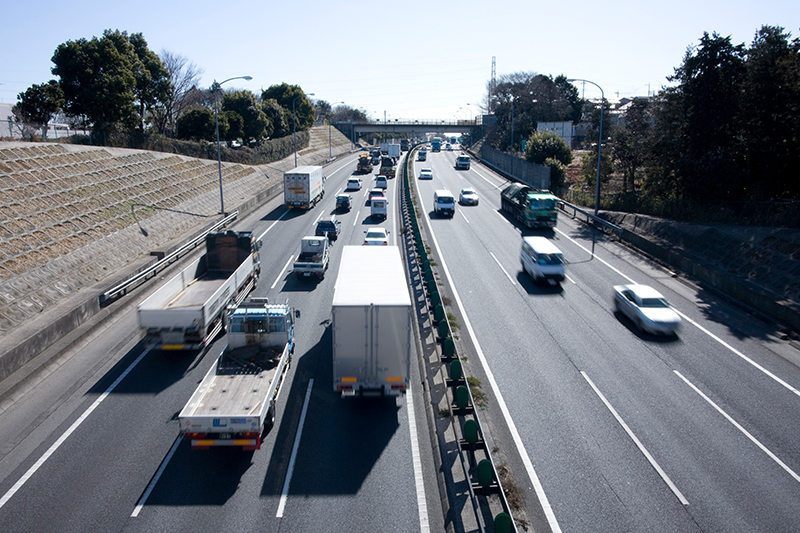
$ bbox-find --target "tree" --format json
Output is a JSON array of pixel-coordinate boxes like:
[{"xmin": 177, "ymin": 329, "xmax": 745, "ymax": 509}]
[
  {"xmin": 261, "ymin": 83, "xmax": 314, "ymax": 130},
  {"xmin": 741, "ymin": 25, "xmax": 800, "ymax": 199},
  {"xmin": 176, "ymin": 108, "xmax": 216, "ymax": 141},
  {"xmin": 222, "ymin": 90, "xmax": 270, "ymax": 142},
  {"xmin": 669, "ymin": 31, "xmax": 747, "ymax": 200},
  {"xmin": 152, "ymin": 50, "xmax": 204, "ymax": 136},
  {"xmin": 262, "ymin": 98, "xmax": 289, "ymax": 138},
  {"xmin": 612, "ymin": 98, "xmax": 650, "ymax": 193},
  {"xmin": 128, "ymin": 32, "xmax": 171, "ymax": 132},
  {"xmin": 525, "ymin": 130, "xmax": 573, "ymax": 165},
  {"xmin": 221, "ymin": 110, "xmax": 243, "ymax": 142},
  {"xmin": 13, "ymin": 81, "xmax": 64, "ymax": 138},
  {"xmin": 486, "ymin": 72, "xmax": 583, "ymax": 151}
]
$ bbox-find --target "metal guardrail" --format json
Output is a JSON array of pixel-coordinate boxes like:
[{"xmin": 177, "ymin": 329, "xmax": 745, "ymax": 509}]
[
  {"xmin": 98, "ymin": 211, "xmax": 239, "ymax": 306},
  {"xmin": 558, "ymin": 199, "xmax": 624, "ymax": 237}
]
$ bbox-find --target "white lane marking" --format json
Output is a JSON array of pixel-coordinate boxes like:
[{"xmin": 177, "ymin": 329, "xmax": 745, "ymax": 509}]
[
  {"xmin": 675, "ymin": 371, "xmax": 800, "ymax": 483},
  {"xmin": 420, "ymin": 204, "xmax": 562, "ymax": 532},
  {"xmin": 257, "ymin": 209, "xmax": 290, "ymax": 242},
  {"xmin": 131, "ymin": 436, "xmax": 181, "ymax": 517},
  {"xmin": 565, "ymin": 274, "xmax": 576, "ymax": 284},
  {"xmin": 489, "ymin": 252, "xmax": 516, "ymax": 286},
  {"xmin": 674, "ymin": 311, "xmax": 800, "ymax": 397},
  {"xmin": 555, "ymin": 227, "xmax": 800, "ymax": 397},
  {"xmin": 406, "ymin": 389, "xmax": 430, "ymax": 532},
  {"xmin": 582, "ymin": 372, "xmax": 689, "ymax": 505},
  {"xmin": 272, "ymin": 255, "xmax": 294, "ymax": 289},
  {"xmin": 276, "ymin": 379, "xmax": 314, "ymax": 518},
  {"xmin": 458, "ymin": 209, "xmax": 470, "ymax": 224},
  {"xmin": 0, "ymin": 347, "xmax": 152, "ymax": 510}
]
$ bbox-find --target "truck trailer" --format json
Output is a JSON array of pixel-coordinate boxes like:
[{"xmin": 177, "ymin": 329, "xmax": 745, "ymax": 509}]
[
  {"xmin": 284, "ymin": 166, "xmax": 325, "ymax": 209},
  {"xmin": 500, "ymin": 183, "xmax": 559, "ymax": 229},
  {"xmin": 332, "ymin": 246, "xmax": 412, "ymax": 397},
  {"xmin": 179, "ymin": 298, "xmax": 296, "ymax": 450},
  {"xmin": 137, "ymin": 230, "xmax": 261, "ymax": 350}
]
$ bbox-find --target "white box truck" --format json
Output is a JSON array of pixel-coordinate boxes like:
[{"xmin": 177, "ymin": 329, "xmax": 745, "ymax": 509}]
[
  {"xmin": 137, "ymin": 230, "xmax": 261, "ymax": 350},
  {"xmin": 179, "ymin": 298, "xmax": 296, "ymax": 450},
  {"xmin": 284, "ymin": 165, "xmax": 325, "ymax": 209},
  {"xmin": 332, "ymin": 246, "xmax": 412, "ymax": 396}
]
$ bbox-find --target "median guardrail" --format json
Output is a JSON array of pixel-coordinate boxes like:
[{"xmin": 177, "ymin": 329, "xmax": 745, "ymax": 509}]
[{"xmin": 400, "ymin": 144, "xmax": 517, "ymax": 533}]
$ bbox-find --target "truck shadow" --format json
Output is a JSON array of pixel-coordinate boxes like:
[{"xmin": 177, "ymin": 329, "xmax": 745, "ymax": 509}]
[
  {"xmin": 141, "ymin": 441, "xmax": 256, "ymax": 506},
  {"xmin": 87, "ymin": 339, "xmax": 214, "ymax": 396},
  {"xmin": 260, "ymin": 326, "xmax": 401, "ymax": 497}
]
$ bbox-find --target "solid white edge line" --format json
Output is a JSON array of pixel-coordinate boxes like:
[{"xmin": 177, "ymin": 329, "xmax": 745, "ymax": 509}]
[
  {"xmin": 674, "ymin": 371, "xmax": 800, "ymax": 483},
  {"xmin": 272, "ymin": 255, "xmax": 295, "ymax": 289},
  {"xmin": 421, "ymin": 204, "xmax": 562, "ymax": 532},
  {"xmin": 581, "ymin": 372, "xmax": 689, "ymax": 505},
  {"xmin": 0, "ymin": 347, "xmax": 152, "ymax": 510},
  {"xmin": 406, "ymin": 388, "xmax": 430, "ymax": 532},
  {"xmin": 489, "ymin": 252, "xmax": 516, "ymax": 286},
  {"xmin": 131, "ymin": 435, "xmax": 182, "ymax": 517},
  {"xmin": 276, "ymin": 378, "xmax": 314, "ymax": 518}
]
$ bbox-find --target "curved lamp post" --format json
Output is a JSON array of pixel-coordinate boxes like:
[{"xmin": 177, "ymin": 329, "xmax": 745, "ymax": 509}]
[
  {"xmin": 568, "ymin": 78, "xmax": 604, "ymax": 216},
  {"xmin": 293, "ymin": 92, "xmax": 315, "ymax": 167},
  {"xmin": 213, "ymin": 75, "xmax": 252, "ymax": 215}
]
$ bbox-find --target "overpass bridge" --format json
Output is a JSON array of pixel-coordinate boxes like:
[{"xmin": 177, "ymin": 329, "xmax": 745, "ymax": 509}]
[{"xmin": 332, "ymin": 119, "xmax": 485, "ymax": 140}]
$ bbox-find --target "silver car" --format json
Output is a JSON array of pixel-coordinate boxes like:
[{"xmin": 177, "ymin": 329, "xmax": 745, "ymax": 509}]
[
  {"xmin": 459, "ymin": 188, "xmax": 479, "ymax": 205},
  {"xmin": 613, "ymin": 284, "xmax": 681, "ymax": 335}
]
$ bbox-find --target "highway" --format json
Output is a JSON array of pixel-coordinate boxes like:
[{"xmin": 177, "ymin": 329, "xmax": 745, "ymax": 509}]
[
  {"xmin": 412, "ymin": 146, "xmax": 800, "ymax": 532},
  {"xmin": 1, "ymin": 143, "xmax": 799, "ymax": 533},
  {"xmin": 0, "ymin": 152, "xmax": 442, "ymax": 533}
]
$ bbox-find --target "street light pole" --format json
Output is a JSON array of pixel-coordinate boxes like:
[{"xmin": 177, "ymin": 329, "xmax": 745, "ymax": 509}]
[
  {"xmin": 293, "ymin": 92, "xmax": 315, "ymax": 167},
  {"xmin": 568, "ymin": 78, "xmax": 604, "ymax": 216},
  {"xmin": 213, "ymin": 75, "xmax": 252, "ymax": 215}
]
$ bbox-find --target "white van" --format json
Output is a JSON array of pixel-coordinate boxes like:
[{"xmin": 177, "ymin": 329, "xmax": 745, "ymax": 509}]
[
  {"xmin": 521, "ymin": 236, "xmax": 565, "ymax": 283},
  {"xmin": 370, "ymin": 196, "xmax": 388, "ymax": 220},
  {"xmin": 433, "ymin": 189, "xmax": 455, "ymax": 217}
]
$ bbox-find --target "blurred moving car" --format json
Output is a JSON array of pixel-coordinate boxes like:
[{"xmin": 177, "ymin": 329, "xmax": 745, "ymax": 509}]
[
  {"xmin": 346, "ymin": 178, "xmax": 362, "ymax": 190},
  {"xmin": 459, "ymin": 188, "xmax": 479, "ymax": 205},
  {"xmin": 368, "ymin": 188, "xmax": 384, "ymax": 204},
  {"xmin": 418, "ymin": 168, "xmax": 433, "ymax": 180},
  {"xmin": 613, "ymin": 284, "xmax": 682, "ymax": 335},
  {"xmin": 375, "ymin": 175, "xmax": 388, "ymax": 189},
  {"xmin": 521, "ymin": 236, "xmax": 565, "ymax": 283},
  {"xmin": 363, "ymin": 227, "xmax": 390, "ymax": 246},
  {"xmin": 336, "ymin": 194, "xmax": 352, "ymax": 211}
]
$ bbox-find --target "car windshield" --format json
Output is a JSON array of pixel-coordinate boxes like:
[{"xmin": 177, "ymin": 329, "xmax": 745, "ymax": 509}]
[
  {"xmin": 536, "ymin": 254, "xmax": 563, "ymax": 265},
  {"xmin": 366, "ymin": 231, "xmax": 385, "ymax": 239},
  {"xmin": 462, "ymin": 189, "xmax": 475, "ymax": 195},
  {"xmin": 640, "ymin": 297, "xmax": 670, "ymax": 308}
]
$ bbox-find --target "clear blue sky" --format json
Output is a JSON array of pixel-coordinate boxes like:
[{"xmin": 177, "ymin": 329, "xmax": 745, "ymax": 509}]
[{"xmin": 1, "ymin": 0, "xmax": 798, "ymax": 121}]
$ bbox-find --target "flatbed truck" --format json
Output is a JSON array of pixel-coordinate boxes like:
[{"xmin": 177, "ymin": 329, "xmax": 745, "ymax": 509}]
[
  {"xmin": 137, "ymin": 230, "xmax": 261, "ymax": 350},
  {"xmin": 179, "ymin": 298, "xmax": 297, "ymax": 450}
]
